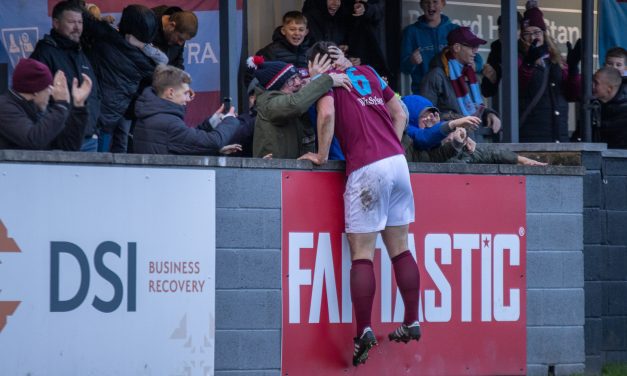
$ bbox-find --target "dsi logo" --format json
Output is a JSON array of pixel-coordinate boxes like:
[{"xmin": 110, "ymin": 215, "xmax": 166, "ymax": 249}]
[{"xmin": 0, "ymin": 220, "xmax": 21, "ymax": 334}]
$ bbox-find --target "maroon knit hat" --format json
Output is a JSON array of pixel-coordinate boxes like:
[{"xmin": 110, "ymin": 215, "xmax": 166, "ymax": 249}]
[
  {"xmin": 12, "ymin": 58, "xmax": 53, "ymax": 94},
  {"xmin": 522, "ymin": 7, "xmax": 546, "ymax": 31}
]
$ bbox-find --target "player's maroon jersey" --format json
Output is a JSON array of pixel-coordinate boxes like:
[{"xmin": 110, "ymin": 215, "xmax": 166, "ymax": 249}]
[{"xmin": 326, "ymin": 65, "xmax": 403, "ymax": 175}]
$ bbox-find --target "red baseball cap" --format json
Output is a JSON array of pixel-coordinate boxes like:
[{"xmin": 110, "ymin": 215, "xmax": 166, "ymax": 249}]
[{"xmin": 447, "ymin": 27, "xmax": 487, "ymax": 48}]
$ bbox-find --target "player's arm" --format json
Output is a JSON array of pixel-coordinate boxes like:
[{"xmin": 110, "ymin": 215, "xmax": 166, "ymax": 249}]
[
  {"xmin": 385, "ymin": 95, "xmax": 407, "ymax": 142},
  {"xmin": 298, "ymin": 95, "xmax": 335, "ymax": 165}
]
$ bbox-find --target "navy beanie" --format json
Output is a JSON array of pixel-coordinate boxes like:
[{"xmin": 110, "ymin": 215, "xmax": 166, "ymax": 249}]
[
  {"xmin": 401, "ymin": 95, "xmax": 439, "ymax": 128},
  {"xmin": 253, "ymin": 60, "xmax": 298, "ymax": 91}
]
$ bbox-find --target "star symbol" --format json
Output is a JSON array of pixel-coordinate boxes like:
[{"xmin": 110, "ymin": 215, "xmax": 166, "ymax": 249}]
[{"xmin": 483, "ymin": 237, "xmax": 490, "ymax": 248}]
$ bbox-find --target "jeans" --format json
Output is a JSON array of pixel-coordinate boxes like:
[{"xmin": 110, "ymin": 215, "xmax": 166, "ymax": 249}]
[
  {"xmin": 97, "ymin": 118, "xmax": 131, "ymax": 153},
  {"xmin": 80, "ymin": 135, "xmax": 98, "ymax": 152}
]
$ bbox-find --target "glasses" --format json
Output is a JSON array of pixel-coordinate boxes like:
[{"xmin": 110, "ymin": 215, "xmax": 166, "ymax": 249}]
[
  {"xmin": 285, "ymin": 75, "xmax": 302, "ymax": 88},
  {"xmin": 522, "ymin": 30, "xmax": 543, "ymax": 39}
]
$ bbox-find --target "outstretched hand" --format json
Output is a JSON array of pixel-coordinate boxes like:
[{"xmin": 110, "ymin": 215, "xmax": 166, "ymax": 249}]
[
  {"xmin": 308, "ymin": 53, "xmax": 332, "ymax": 77},
  {"xmin": 328, "ymin": 73, "xmax": 352, "ymax": 91},
  {"xmin": 71, "ymin": 73, "xmax": 93, "ymax": 107},
  {"xmin": 449, "ymin": 116, "xmax": 481, "ymax": 131},
  {"xmin": 517, "ymin": 156, "xmax": 547, "ymax": 166}
]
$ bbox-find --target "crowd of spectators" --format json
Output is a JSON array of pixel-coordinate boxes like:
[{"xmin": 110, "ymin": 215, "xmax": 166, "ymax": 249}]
[{"xmin": 1, "ymin": 0, "xmax": 626, "ymax": 162}]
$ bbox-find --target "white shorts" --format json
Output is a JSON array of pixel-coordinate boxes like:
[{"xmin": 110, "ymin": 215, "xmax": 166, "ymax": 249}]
[{"xmin": 344, "ymin": 154, "xmax": 415, "ymax": 233}]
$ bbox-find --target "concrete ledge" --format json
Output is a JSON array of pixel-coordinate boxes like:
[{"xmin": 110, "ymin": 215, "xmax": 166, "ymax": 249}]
[{"xmin": 0, "ymin": 150, "xmax": 586, "ymax": 176}]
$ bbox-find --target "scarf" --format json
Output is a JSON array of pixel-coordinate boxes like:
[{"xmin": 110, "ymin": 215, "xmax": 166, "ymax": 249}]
[{"xmin": 442, "ymin": 51, "xmax": 484, "ymax": 116}]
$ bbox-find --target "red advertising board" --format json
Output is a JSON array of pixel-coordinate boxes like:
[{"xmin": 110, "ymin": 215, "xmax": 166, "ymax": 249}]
[{"xmin": 281, "ymin": 171, "xmax": 527, "ymax": 375}]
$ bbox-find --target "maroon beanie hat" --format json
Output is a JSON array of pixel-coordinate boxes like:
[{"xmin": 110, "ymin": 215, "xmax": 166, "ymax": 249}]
[
  {"xmin": 12, "ymin": 58, "xmax": 53, "ymax": 94},
  {"xmin": 522, "ymin": 7, "xmax": 546, "ymax": 31}
]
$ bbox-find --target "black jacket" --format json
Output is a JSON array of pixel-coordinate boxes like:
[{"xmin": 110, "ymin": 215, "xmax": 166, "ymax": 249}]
[
  {"xmin": 597, "ymin": 82, "xmax": 627, "ymax": 148},
  {"xmin": 303, "ymin": 0, "xmax": 349, "ymax": 46},
  {"xmin": 30, "ymin": 29, "xmax": 100, "ymax": 138},
  {"xmin": 152, "ymin": 6, "xmax": 185, "ymax": 69},
  {"xmin": 133, "ymin": 87, "xmax": 239, "ymax": 155},
  {"xmin": 256, "ymin": 27, "xmax": 311, "ymax": 69},
  {"xmin": 80, "ymin": 13, "xmax": 157, "ymax": 132},
  {"xmin": 0, "ymin": 90, "xmax": 87, "ymax": 150}
]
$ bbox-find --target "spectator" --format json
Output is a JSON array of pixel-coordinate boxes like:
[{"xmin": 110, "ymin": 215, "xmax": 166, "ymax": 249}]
[
  {"xmin": 222, "ymin": 78, "xmax": 259, "ymax": 157},
  {"xmin": 30, "ymin": 0, "xmax": 100, "ymax": 152},
  {"xmin": 604, "ymin": 46, "xmax": 626, "ymax": 78},
  {"xmin": 133, "ymin": 65, "xmax": 240, "ymax": 155},
  {"xmin": 518, "ymin": 4, "xmax": 581, "ymax": 142},
  {"xmin": 401, "ymin": 0, "xmax": 483, "ymax": 95},
  {"xmin": 346, "ymin": 0, "xmax": 390, "ymax": 78},
  {"xmin": 480, "ymin": 13, "xmax": 523, "ymax": 98},
  {"xmin": 401, "ymin": 94, "xmax": 479, "ymax": 150},
  {"xmin": 303, "ymin": 0, "xmax": 350, "ymax": 48},
  {"xmin": 152, "ymin": 6, "xmax": 198, "ymax": 69},
  {"xmin": 0, "ymin": 59, "xmax": 92, "ymax": 150},
  {"xmin": 299, "ymin": 41, "xmax": 420, "ymax": 368},
  {"xmin": 593, "ymin": 67, "xmax": 627, "ymax": 148},
  {"xmin": 402, "ymin": 100, "xmax": 545, "ymax": 165},
  {"xmin": 256, "ymin": 11, "xmax": 311, "ymax": 78},
  {"xmin": 250, "ymin": 55, "xmax": 351, "ymax": 159},
  {"xmin": 419, "ymin": 27, "xmax": 501, "ymax": 141},
  {"xmin": 80, "ymin": 4, "xmax": 160, "ymax": 153}
]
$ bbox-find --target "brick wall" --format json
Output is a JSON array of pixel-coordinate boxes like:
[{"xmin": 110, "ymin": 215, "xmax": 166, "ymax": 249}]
[{"xmin": 584, "ymin": 151, "xmax": 627, "ymax": 375}]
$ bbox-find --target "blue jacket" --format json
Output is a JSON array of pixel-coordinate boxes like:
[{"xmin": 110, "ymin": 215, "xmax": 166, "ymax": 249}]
[
  {"xmin": 401, "ymin": 95, "xmax": 450, "ymax": 149},
  {"xmin": 401, "ymin": 15, "xmax": 483, "ymax": 94}
]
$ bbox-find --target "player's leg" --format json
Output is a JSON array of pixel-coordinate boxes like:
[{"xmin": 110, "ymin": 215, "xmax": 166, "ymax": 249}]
[
  {"xmin": 382, "ymin": 155, "xmax": 421, "ymax": 343},
  {"xmin": 344, "ymin": 161, "xmax": 390, "ymax": 366},
  {"xmin": 347, "ymin": 232, "xmax": 378, "ymax": 366}
]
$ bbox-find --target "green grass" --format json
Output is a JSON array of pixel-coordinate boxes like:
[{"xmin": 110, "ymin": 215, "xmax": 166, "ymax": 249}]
[{"xmin": 602, "ymin": 363, "xmax": 627, "ymax": 376}]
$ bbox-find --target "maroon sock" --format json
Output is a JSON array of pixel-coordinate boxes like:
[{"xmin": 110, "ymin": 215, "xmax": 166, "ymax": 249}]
[
  {"xmin": 351, "ymin": 259, "xmax": 376, "ymax": 337},
  {"xmin": 392, "ymin": 250, "xmax": 420, "ymax": 325}
]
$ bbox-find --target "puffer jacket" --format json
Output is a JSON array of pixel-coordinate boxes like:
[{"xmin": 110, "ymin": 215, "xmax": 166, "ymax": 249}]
[
  {"xmin": 256, "ymin": 26, "xmax": 311, "ymax": 69},
  {"xmin": 597, "ymin": 82, "xmax": 627, "ymax": 148},
  {"xmin": 133, "ymin": 87, "xmax": 239, "ymax": 155}
]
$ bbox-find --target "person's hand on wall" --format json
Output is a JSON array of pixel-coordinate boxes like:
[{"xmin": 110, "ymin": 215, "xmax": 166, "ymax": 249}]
[
  {"xmin": 298, "ymin": 152, "xmax": 327, "ymax": 165},
  {"xmin": 517, "ymin": 155, "xmax": 547, "ymax": 166},
  {"xmin": 220, "ymin": 144, "xmax": 243, "ymax": 155}
]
